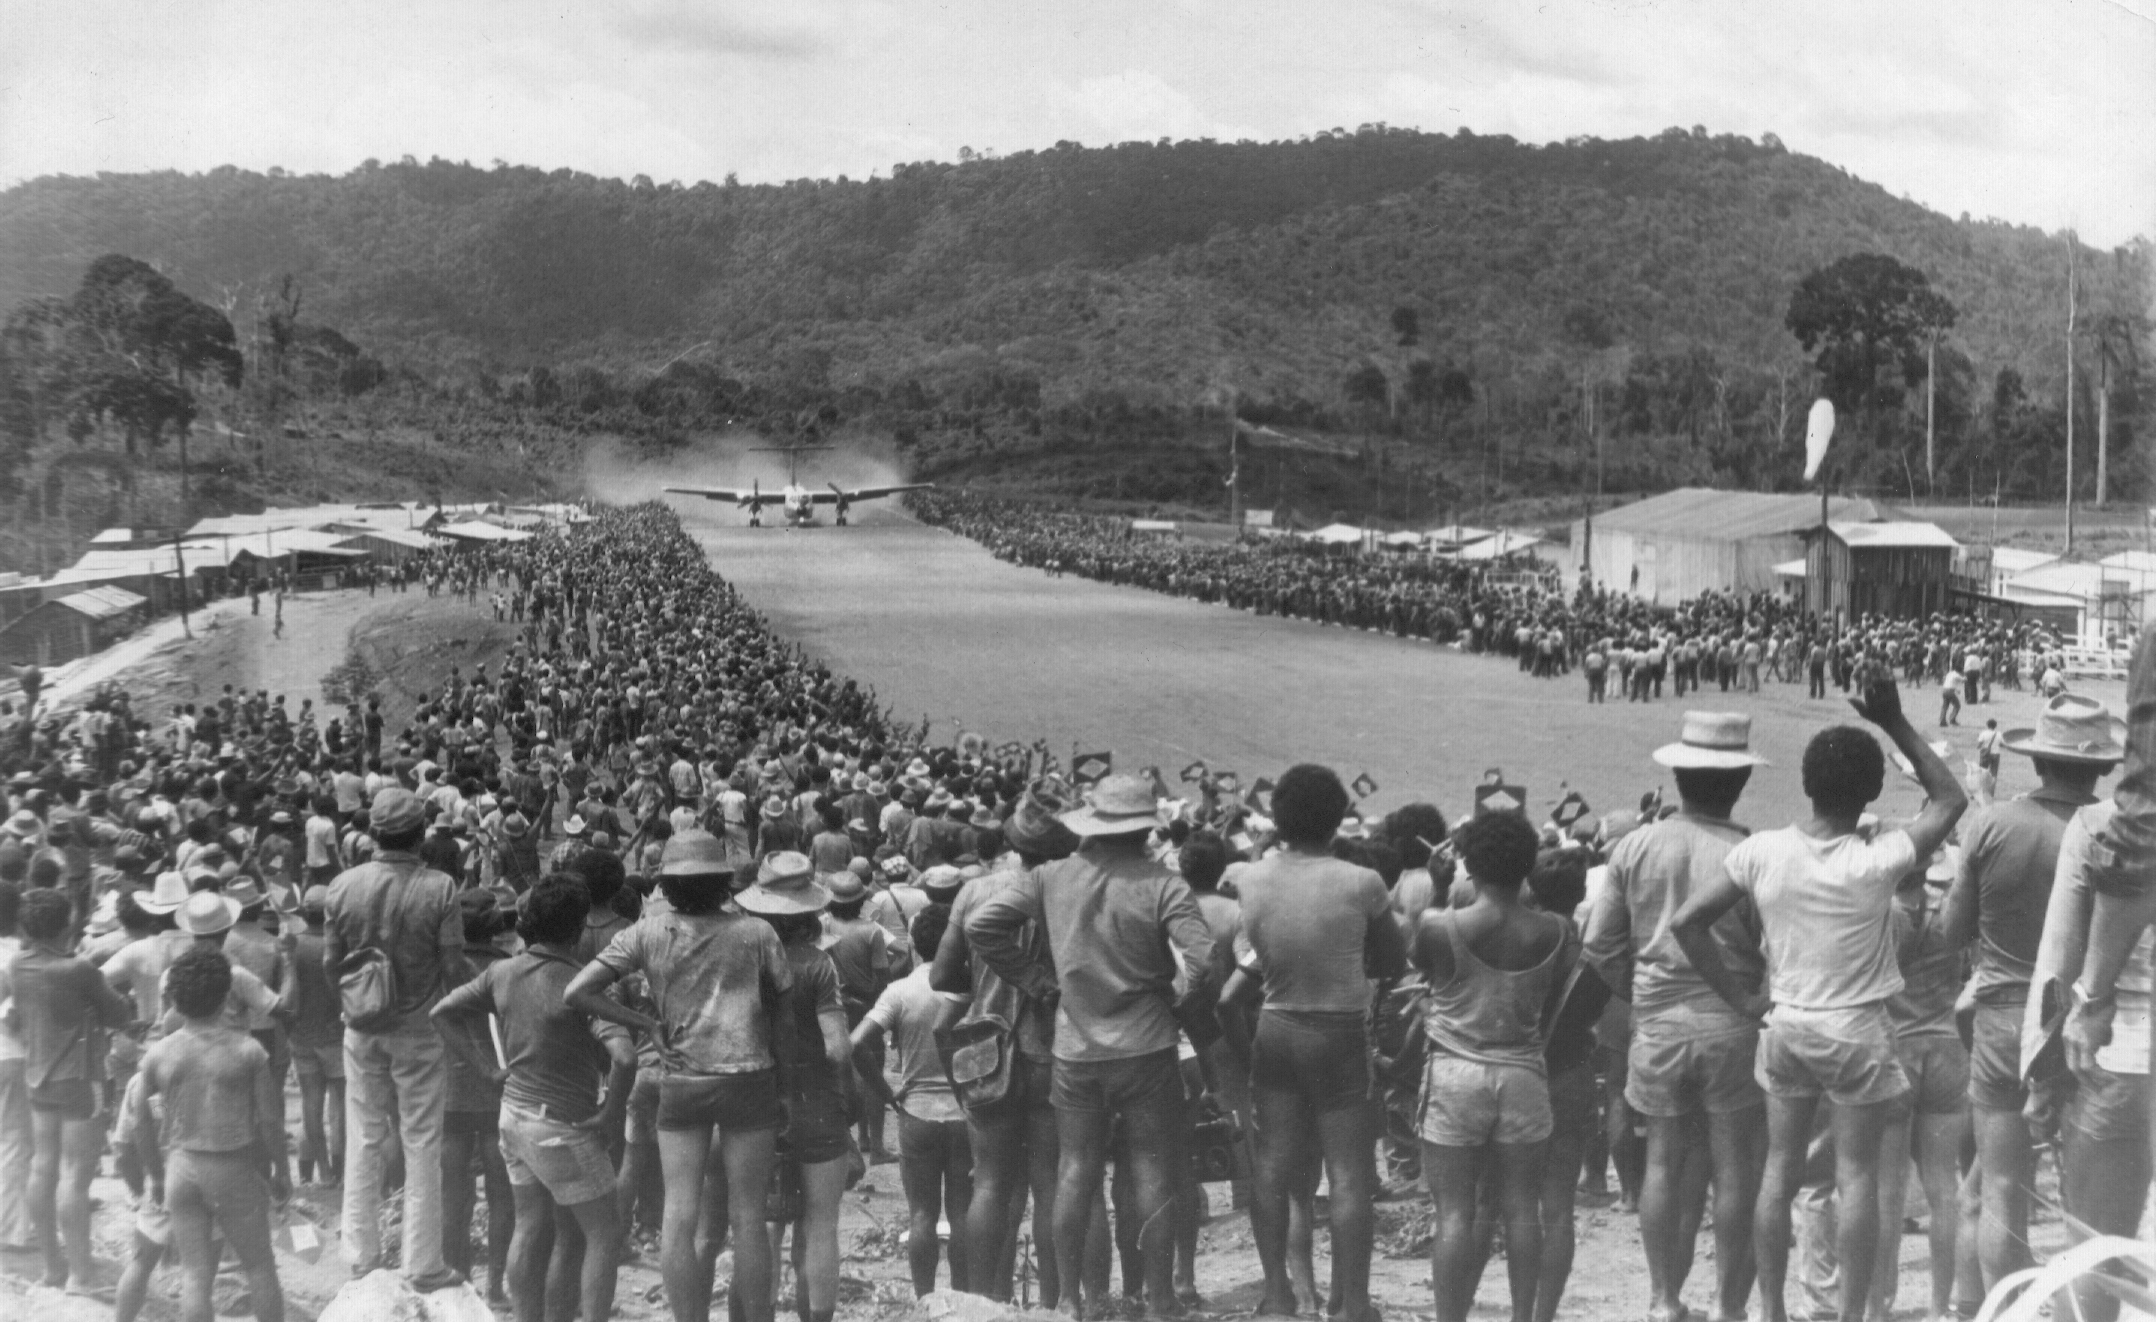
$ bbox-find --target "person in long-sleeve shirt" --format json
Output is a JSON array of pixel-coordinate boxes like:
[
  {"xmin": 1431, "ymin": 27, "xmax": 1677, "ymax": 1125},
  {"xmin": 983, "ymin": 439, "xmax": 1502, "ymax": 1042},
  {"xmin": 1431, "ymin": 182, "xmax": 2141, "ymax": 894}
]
[{"xmin": 965, "ymin": 774, "xmax": 1214, "ymax": 1320}]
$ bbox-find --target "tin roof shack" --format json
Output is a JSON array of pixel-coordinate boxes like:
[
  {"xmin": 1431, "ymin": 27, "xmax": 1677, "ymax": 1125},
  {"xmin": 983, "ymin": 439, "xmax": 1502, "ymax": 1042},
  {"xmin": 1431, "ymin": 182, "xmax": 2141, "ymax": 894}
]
[
  {"xmin": 1807, "ymin": 522, "xmax": 1958, "ymax": 621},
  {"xmin": 1575, "ymin": 488, "xmax": 1880, "ymax": 605},
  {"xmin": 0, "ymin": 586, "xmax": 146, "ymax": 668}
]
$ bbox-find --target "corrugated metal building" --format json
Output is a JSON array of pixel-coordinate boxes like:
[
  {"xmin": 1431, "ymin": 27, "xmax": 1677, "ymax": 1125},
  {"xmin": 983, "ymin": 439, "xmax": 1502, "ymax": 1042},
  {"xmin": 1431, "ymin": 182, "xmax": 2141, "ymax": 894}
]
[
  {"xmin": 1574, "ymin": 489, "xmax": 1880, "ymax": 604},
  {"xmin": 0, "ymin": 586, "xmax": 147, "ymax": 667},
  {"xmin": 1808, "ymin": 522, "xmax": 1959, "ymax": 620}
]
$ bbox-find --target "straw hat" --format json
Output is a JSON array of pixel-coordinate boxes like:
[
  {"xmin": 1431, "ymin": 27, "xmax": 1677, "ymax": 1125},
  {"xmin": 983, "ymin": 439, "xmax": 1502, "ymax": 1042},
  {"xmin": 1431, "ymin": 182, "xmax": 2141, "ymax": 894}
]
[
  {"xmin": 2000, "ymin": 695, "xmax": 2126, "ymax": 764},
  {"xmin": 177, "ymin": 889, "xmax": 241, "ymax": 936},
  {"xmin": 1652, "ymin": 712, "xmax": 1768, "ymax": 770},
  {"xmin": 1059, "ymin": 774, "xmax": 1163, "ymax": 837},
  {"xmin": 137, "ymin": 870, "xmax": 191, "ymax": 915},
  {"xmin": 738, "ymin": 854, "xmax": 831, "ymax": 916},
  {"xmin": 659, "ymin": 829, "xmax": 731, "ymax": 877}
]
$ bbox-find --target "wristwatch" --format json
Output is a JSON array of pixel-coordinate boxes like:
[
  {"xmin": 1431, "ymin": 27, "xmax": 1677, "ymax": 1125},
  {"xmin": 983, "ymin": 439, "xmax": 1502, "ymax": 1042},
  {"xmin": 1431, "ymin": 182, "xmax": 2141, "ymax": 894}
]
[{"xmin": 2071, "ymin": 979, "xmax": 2117, "ymax": 1009}]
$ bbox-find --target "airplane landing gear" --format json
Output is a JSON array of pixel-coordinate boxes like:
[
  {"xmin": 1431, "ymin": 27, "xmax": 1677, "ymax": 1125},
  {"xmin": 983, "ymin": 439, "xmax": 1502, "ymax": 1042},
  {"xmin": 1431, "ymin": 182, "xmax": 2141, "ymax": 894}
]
[
  {"xmin": 835, "ymin": 511, "xmax": 848, "ymax": 527},
  {"xmin": 748, "ymin": 513, "xmax": 762, "ymax": 527}
]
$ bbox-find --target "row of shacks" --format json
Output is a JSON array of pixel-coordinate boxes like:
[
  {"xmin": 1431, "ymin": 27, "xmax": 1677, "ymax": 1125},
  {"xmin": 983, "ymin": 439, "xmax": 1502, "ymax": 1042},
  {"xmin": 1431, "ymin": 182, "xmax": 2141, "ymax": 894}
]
[
  {"xmin": 1574, "ymin": 487, "xmax": 2151, "ymax": 647},
  {"xmin": 0, "ymin": 501, "xmax": 587, "ymax": 671}
]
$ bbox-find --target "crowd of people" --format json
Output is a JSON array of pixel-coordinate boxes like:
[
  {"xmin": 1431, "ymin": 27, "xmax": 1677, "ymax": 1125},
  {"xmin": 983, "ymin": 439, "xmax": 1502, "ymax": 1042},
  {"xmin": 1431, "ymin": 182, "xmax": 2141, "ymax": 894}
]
[
  {"xmin": 907, "ymin": 490, "xmax": 2083, "ymax": 723},
  {"xmin": 0, "ymin": 499, "xmax": 2146, "ymax": 1322}
]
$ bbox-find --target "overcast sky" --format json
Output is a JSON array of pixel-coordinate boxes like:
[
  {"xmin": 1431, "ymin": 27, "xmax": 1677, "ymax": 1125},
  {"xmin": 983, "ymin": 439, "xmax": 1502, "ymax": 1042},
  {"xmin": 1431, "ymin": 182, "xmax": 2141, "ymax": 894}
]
[{"xmin": 4, "ymin": 0, "xmax": 2151, "ymax": 246}]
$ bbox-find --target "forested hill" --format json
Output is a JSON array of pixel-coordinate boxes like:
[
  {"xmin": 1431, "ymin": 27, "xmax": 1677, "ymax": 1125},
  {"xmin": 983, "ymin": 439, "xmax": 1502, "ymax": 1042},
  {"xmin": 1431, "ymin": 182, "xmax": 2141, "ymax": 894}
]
[{"xmin": 1, "ymin": 126, "xmax": 2146, "ymax": 512}]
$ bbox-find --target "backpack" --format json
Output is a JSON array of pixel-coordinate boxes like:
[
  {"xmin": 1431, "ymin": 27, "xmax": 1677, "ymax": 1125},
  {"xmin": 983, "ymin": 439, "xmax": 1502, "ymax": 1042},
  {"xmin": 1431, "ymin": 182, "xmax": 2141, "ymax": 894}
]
[{"xmin": 336, "ymin": 861, "xmax": 416, "ymax": 1032}]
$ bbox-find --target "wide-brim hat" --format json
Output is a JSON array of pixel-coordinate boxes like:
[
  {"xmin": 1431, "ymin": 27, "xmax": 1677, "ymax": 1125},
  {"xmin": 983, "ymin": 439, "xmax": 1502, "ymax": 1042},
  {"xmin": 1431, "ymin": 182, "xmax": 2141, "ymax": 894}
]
[
  {"xmin": 924, "ymin": 788, "xmax": 955, "ymax": 812},
  {"xmin": 224, "ymin": 876, "xmax": 269, "ymax": 910},
  {"xmin": 1652, "ymin": 712, "xmax": 1768, "ymax": 770},
  {"xmin": 1003, "ymin": 795, "xmax": 1079, "ymax": 857},
  {"xmin": 2001, "ymin": 695, "xmax": 2126, "ymax": 764},
  {"xmin": 1060, "ymin": 774, "xmax": 1164, "ymax": 837},
  {"xmin": 825, "ymin": 871, "xmax": 867, "ymax": 903},
  {"xmin": 918, "ymin": 864, "xmax": 964, "ymax": 900},
  {"xmin": 760, "ymin": 796, "xmax": 787, "ymax": 820},
  {"xmin": 138, "ymin": 870, "xmax": 190, "ymax": 914},
  {"xmin": 2, "ymin": 809, "xmax": 40, "ymax": 837},
  {"xmin": 177, "ymin": 890, "xmax": 242, "ymax": 936},
  {"xmin": 563, "ymin": 814, "xmax": 588, "ymax": 837},
  {"xmin": 968, "ymin": 805, "xmax": 1000, "ymax": 829},
  {"xmin": 501, "ymin": 813, "xmax": 530, "ymax": 838},
  {"xmin": 660, "ymin": 828, "xmax": 732, "ymax": 877},
  {"xmin": 738, "ymin": 857, "xmax": 832, "ymax": 915}
]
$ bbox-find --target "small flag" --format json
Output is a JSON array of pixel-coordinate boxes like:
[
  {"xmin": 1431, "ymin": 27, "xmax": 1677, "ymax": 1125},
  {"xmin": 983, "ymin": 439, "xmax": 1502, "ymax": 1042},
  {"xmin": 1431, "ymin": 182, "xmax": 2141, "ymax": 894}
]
[
  {"xmin": 1351, "ymin": 772, "xmax": 1380, "ymax": 799},
  {"xmin": 1142, "ymin": 765, "xmax": 1173, "ymax": 800},
  {"xmin": 1475, "ymin": 777, "xmax": 1527, "ymax": 817},
  {"xmin": 1245, "ymin": 777, "xmax": 1275, "ymax": 814},
  {"xmin": 1639, "ymin": 788, "xmax": 1664, "ymax": 817},
  {"xmin": 1180, "ymin": 760, "xmax": 1210, "ymax": 783},
  {"xmin": 1213, "ymin": 771, "xmax": 1241, "ymax": 796},
  {"xmin": 1230, "ymin": 830, "xmax": 1256, "ymax": 854},
  {"xmin": 1803, "ymin": 398, "xmax": 1835, "ymax": 482},
  {"xmin": 1072, "ymin": 751, "xmax": 1113, "ymax": 786},
  {"xmin": 1551, "ymin": 790, "xmax": 1591, "ymax": 829},
  {"xmin": 1038, "ymin": 746, "xmax": 1061, "ymax": 776}
]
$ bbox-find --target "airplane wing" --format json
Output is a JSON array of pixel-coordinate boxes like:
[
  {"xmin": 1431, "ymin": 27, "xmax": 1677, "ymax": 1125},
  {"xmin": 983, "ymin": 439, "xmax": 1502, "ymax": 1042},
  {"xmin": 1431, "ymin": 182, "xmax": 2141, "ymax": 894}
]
[
  {"xmin": 663, "ymin": 487, "xmax": 760, "ymax": 504},
  {"xmin": 815, "ymin": 482, "xmax": 934, "ymax": 504}
]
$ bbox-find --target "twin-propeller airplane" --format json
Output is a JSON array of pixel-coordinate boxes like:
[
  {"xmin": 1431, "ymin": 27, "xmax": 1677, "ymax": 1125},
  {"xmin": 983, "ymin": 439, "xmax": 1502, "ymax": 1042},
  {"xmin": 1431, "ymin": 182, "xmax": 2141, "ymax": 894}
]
[{"xmin": 665, "ymin": 445, "xmax": 930, "ymax": 526}]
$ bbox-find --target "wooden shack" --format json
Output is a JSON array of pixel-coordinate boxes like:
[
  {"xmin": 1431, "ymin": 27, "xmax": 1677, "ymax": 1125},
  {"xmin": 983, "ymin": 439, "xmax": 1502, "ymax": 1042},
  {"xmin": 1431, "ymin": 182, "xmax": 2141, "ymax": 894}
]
[
  {"xmin": 1806, "ymin": 521, "xmax": 1958, "ymax": 621},
  {"xmin": 0, "ymin": 586, "xmax": 147, "ymax": 667}
]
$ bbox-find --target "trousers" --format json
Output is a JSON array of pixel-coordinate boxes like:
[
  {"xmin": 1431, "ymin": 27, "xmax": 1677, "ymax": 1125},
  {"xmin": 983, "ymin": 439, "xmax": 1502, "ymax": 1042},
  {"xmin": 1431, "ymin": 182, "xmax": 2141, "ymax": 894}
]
[
  {"xmin": 343, "ymin": 1018, "xmax": 450, "ymax": 1281},
  {"xmin": 0, "ymin": 1058, "xmax": 31, "ymax": 1246}
]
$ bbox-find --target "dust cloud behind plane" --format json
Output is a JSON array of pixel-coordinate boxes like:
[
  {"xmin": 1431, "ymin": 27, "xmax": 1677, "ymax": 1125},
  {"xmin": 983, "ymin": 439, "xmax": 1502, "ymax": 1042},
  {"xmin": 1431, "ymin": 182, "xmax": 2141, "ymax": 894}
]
[{"xmin": 581, "ymin": 431, "xmax": 914, "ymax": 508}]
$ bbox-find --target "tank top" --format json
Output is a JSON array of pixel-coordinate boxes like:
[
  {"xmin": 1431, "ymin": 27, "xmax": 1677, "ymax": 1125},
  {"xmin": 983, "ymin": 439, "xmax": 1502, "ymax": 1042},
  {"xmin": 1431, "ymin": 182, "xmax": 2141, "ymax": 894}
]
[{"xmin": 1422, "ymin": 908, "xmax": 1575, "ymax": 1073}]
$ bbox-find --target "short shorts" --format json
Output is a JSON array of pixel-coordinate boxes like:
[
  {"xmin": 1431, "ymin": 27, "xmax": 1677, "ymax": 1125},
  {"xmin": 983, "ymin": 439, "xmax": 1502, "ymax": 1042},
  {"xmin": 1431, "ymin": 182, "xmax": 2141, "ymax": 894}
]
[
  {"xmin": 1418, "ymin": 1053, "xmax": 1552, "ymax": 1147},
  {"xmin": 1050, "ymin": 1048, "xmax": 1185, "ymax": 1118},
  {"xmin": 1895, "ymin": 1034, "xmax": 1969, "ymax": 1116},
  {"xmin": 499, "ymin": 1102, "xmax": 616, "ymax": 1206},
  {"xmin": 625, "ymin": 1070, "xmax": 662, "ymax": 1146},
  {"xmin": 166, "ymin": 1148, "xmax": 276, "ymax": 1268},
  {"xmin": 1967, "ymin": 1000, "xmax": 2029, "ymax": 1111},
  {"xmin": 1626, "ymin": 1012, "xmax": 1762, "ymax": 1119},
  {"xmin": 2066, "ymin": 1066, "xmax": 2152, "ymax": 1145},
  {"xmin": 290, "ymin": 1040, "xmax": 346, "ymax": 1082},
  {"xmin": 1250, "ymin": 1009, "xmax": 1370, "ymax": 1115},
  {"xmin": 29, "ymin": 1077, "xmax": 95, "ymax": 1119},
  {"xmin": 1756, "ymin": 1004, "xmax": 1909, "ymax": 1108},
  {"xmin": 785, "ymin": 1088, "xmax": 852, "ymax": 1165},
  {"xmin": 135, "ymin": 1197, "xmax": 172, "ymax": 1247},
  {"xmin": 657, "ymin": 1068, "xmax": 782, "ymax": 1133}
]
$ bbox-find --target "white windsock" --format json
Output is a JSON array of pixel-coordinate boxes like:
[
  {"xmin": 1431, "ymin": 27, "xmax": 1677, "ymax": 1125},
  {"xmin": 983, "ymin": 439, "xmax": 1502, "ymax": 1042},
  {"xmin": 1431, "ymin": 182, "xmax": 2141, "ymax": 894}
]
[{"xmin": 1803, "ymin": 398, "xmax": 1835, "ymax": 482}]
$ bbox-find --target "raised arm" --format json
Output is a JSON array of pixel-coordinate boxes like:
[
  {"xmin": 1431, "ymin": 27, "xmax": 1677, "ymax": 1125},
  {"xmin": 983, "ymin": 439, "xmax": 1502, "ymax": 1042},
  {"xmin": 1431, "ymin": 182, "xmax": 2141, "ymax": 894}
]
[{"xmin": 1850, "ymin": 669, "xmax": 1967, "ymax": 861}]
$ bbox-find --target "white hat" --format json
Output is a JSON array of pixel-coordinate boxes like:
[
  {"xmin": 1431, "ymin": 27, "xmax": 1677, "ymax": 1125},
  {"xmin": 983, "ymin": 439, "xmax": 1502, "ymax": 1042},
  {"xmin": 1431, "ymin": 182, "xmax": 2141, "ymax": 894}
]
[{"xmin": 1652, "ymin": 712, "xmax": 1767, "ymax": 770}]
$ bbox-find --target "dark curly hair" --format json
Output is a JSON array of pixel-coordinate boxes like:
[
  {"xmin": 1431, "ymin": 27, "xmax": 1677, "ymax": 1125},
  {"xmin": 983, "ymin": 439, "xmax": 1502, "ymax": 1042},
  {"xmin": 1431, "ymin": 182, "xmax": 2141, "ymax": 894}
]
[
  {"xmin": 1179, "ymin": 831, "xmax": 1228, "ymax": 893},
  {"xmin": 910, "ymin": 902, "xmax": 951, "ymax": 962},
  {"xmin": 520, "ymin": 874, "xmax": 591, "ymax": 946},
  {"xmin": 166, "ymin": 945, "xmax": 234, "ymax": 1020},
  {"xmin": 571, "ymin": 849, "xmax": 627, "ymax": 907},
  {"xmin": 1272, "ymin": 764, "xmax": 1350, "ymax": 847},
  {"xmin": 1380, "ymin": 803, "xmax": 1450, "ymax": 872},
  {"xmin": 1527, "ymin": 849, "xmax": 1590, "ymax": 917},
  {"xmin": 19, "ymin": 887, "xmax": 70, "ymax": 941},
  {"xmin": 1802, "ymin": 726, "xmax": 1885, "ymax": 816},
  {"xmin": 1453, "ymin": 812, "xmax": 1541, "ymax": 892}
]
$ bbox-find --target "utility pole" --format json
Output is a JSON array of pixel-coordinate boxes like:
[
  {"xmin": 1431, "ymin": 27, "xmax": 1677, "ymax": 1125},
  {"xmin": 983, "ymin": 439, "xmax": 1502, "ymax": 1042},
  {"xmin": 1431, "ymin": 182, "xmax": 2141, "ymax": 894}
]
[
  {"xmin": 2066, "ymin": 234, "xmax": 2077, "ymax": 556},
  {"xmin": 171, "ymin": 533, "xmax": 192, "ymax": 640},
  {"xmin": 1925, "ymin": 333, "xmax": 1936, "ymax": 494},
  {"xmin": 1227, "ymin": 404, "xmax": 1242, "ymax": 530}
]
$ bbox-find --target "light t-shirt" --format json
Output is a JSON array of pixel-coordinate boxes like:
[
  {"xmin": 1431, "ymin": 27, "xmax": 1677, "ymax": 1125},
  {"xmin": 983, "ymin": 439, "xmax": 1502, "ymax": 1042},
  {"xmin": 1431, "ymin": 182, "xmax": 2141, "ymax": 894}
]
[
  {"xmin": 1722, "ymin": 825, "xmax": 1918, "ymax": 1011},
  {"xmin": 1232, "ymin": 852, "xmax": 1391, "ymax": 1013},
  {"xmin": 864, "ymin": 965, "xmax": 966, "ymax": 1121}
]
